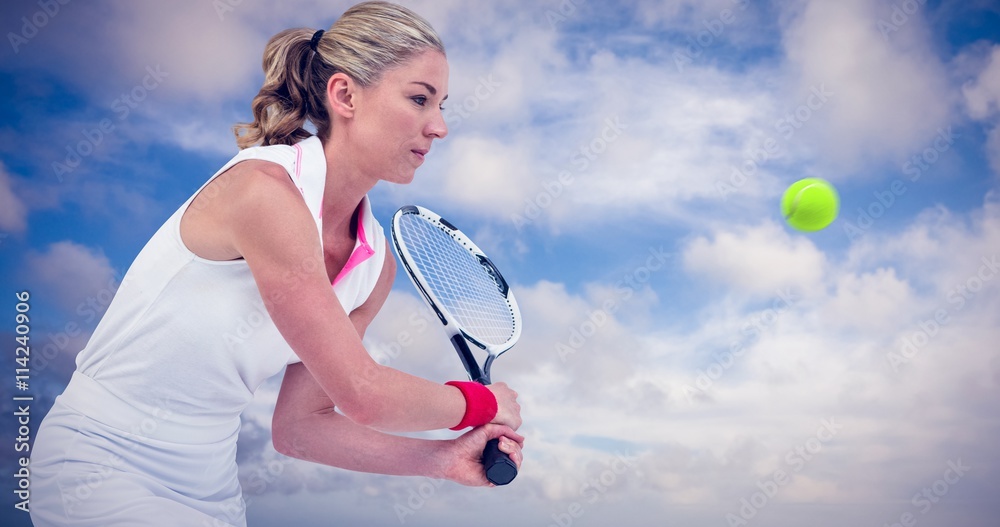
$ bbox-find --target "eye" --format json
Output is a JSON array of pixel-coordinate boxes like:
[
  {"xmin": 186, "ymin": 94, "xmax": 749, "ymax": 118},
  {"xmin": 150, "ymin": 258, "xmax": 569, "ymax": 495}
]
[{"xmin": 411, "ymin": 95, "xmax": 428, "ymax": 106}]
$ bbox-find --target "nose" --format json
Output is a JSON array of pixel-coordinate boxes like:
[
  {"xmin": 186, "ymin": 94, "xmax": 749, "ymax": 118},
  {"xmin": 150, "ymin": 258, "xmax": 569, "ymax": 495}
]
[{"xmin": 425, "ymin": 108, "xmax": 448, "ymax": 140}]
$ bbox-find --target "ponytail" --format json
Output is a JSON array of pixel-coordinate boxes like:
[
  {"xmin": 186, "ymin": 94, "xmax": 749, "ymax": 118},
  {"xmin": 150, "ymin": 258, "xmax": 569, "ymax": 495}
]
[
  {"xmin": 233, "ymin": 1, "xmax": 445, "ymax": 149},
  {"xmin": 232, "ymin": 29, "xmax": 331, "ymax": 149}
]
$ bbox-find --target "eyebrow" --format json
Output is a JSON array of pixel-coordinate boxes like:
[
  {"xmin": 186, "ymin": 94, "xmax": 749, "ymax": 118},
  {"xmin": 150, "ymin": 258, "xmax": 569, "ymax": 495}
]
[{"xmin": 411, "ymin": 81, "xmax": 448, "ymax": 100}]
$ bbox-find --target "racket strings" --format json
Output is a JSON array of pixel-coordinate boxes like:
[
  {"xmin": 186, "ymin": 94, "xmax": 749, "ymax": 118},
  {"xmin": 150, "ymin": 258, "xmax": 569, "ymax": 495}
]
[{"xmin": 398, "ymin": 215, "xmax": 517, "ymax": 346}]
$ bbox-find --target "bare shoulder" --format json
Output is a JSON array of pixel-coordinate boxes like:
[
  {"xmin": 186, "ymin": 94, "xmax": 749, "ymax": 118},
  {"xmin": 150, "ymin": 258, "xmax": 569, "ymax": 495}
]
[
  {"xmin": 223, "ymin": 160, "xmax": 304, "ymax": 217},
  {"xmin": 181, "ymin": 159, "xmax": 311, "ymax": 261}
]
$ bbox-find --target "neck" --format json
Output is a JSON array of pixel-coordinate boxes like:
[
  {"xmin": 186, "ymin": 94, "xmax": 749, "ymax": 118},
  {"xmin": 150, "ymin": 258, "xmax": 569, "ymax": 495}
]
[{"xmin": 319, "ymin": 135, "xmax": 377, "ymax": 240}]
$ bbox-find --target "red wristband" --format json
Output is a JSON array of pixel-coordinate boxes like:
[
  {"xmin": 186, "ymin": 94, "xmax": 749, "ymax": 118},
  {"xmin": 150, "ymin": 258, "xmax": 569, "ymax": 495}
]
[{"xmin": 445, "ymin": 381, "xmax": 498, "ymax": 430}]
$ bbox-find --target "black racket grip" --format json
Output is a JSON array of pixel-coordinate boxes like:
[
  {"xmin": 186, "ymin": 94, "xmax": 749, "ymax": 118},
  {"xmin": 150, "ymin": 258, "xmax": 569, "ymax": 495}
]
[{"xmin": 482, "ymin": 438, "xmax": 517, "ymax": 485}]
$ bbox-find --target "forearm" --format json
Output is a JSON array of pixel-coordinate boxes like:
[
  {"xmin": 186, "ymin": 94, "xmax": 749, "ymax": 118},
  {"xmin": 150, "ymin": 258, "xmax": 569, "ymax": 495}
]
[
  {"xmin": 359, "ymin": 364, "xmax": 468, "ymax": 432},
  {"xmin": 265, "ymin": 285, "xmax": 466, "ymax": 432},
  {"xmin": 274, "ymin": 407, "xmax": 448, "ymax": 477}
]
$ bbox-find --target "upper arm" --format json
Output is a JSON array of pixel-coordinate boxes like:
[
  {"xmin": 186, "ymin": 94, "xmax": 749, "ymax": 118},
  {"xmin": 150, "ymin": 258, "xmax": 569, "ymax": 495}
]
[{"xmin": 221, "ymin": 164, "xmax": 382, "ymax": 424}]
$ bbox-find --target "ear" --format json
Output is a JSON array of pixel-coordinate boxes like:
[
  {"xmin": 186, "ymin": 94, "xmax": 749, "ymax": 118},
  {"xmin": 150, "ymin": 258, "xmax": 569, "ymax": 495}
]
[{"xmin": 326, "ymin": 72, "xmax": 357, "ymax": 119}]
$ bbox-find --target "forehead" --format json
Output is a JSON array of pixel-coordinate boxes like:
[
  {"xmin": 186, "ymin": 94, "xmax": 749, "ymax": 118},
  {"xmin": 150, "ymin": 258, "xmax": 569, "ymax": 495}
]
[{"xmin": 381, "ymin": 50, "xmax": 449, "ymax": 90}]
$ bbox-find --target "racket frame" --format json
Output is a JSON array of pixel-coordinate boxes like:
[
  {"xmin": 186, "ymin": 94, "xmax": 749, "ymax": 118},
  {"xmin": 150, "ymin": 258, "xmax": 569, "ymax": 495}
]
[
  {"xmin": 390, "ymin": 205, "xmax": 522, "ymax": 485},
  {"xmin": 390, "ymin": 205, "xmax": 521, "ymax": 384}
]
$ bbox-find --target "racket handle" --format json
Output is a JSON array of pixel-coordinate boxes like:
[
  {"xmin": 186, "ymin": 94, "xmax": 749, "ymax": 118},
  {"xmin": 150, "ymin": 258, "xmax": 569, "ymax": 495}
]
[{"xmin": 482, "ymin": 438, "xmax": 518, "ymax": 485}]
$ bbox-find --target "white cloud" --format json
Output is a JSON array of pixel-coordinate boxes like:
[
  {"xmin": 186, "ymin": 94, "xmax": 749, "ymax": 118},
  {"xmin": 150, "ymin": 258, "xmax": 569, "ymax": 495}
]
[
  {"xmin": 555, "ymin": 60, "xmax": 781, "ymax": 219},
  {"xmin": 435, "ymin": 44, "xmax": 788, "ymax": 232},
  {"xmin": 821, "ymin": 267, "xmax": 919, "ymax": 333},
  {"xmin": 424, "ymin": 135, "xmax": 539, "ymax": 217},
  {"xmin": 780, "ymin": 0, "xmax": 954, "ymax": 168},
  {"xmin": 681, "ymin": 221, "xmax": 827, "ymax": 297},
  {"xmin": 844, "ymin": 193, "xmax": 1000, "ymax": 297},
  {"xmin": 962, "ymin": 45, "xmax": 1000, "ymax": 120},
  {"xmin": 168, "ymin": 119, "xmax": 241, "ymax": 157},
  {"xmin": 105, "ymin": 1, "xmax": 269, "ymax": 104},
  {"xmin": 25, "ymin": 241, "xmax": 119, "ymax": 314}
]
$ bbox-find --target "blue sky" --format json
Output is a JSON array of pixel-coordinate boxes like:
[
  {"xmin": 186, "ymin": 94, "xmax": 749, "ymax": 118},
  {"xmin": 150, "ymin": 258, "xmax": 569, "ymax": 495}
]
[{"xmin": 2, "ymin": 0, "xmax": 1000, "ymax": 526}]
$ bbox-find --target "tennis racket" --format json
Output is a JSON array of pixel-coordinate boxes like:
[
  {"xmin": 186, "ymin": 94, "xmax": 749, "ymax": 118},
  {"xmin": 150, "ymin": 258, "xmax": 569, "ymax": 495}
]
[{"xmin": 390, "ymin": 205, "xmax": 522, "ymax": 486}]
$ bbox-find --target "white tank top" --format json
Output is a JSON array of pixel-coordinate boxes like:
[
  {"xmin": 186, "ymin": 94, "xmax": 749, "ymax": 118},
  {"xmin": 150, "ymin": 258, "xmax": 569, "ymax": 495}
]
[{"xmin": 73, "ymin": 135, "xmax": 385, "ymax": 435}]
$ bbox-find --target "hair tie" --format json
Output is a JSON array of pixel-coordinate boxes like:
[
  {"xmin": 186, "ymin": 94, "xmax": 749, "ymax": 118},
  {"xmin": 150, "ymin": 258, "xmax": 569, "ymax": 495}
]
[{"xmin": 310, "ymin": 29, "xmax": 325, "ymax": 52}]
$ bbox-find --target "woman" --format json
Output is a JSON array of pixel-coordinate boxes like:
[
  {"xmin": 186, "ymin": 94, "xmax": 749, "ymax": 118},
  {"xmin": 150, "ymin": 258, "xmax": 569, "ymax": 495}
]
[{"xmin": 29, "ymin": 2, "xmax": 524, "ymax": 526}]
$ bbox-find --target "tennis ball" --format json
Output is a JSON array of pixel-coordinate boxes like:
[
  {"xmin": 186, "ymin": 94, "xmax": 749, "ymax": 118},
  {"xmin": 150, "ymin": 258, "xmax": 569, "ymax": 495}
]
[{"xmin": 781, "ymin": 178, "xmax": 839, "ymax": 232}]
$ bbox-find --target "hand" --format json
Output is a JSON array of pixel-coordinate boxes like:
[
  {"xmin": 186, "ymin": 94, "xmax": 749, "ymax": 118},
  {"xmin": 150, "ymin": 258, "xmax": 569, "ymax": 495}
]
[
  {"xmin": 487, "ymin": 382, "xmax": 521, "ymax": 431},
  {"xmin": 437, "ymin": 424, "xmax": 525, "ymax": 487}
]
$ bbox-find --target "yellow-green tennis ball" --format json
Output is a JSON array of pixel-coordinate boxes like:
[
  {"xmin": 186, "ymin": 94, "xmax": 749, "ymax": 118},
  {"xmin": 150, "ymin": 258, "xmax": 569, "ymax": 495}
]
[{"xmin": 781, "ymin": 178, "xmax": 839, "ymax": 232}]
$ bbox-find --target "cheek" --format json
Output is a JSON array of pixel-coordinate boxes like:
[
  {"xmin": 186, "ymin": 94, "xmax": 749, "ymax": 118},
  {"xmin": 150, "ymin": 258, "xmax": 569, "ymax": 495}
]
[{"xmin": 380, "ymin": 101, "xmax": 421, "ymax": 135}]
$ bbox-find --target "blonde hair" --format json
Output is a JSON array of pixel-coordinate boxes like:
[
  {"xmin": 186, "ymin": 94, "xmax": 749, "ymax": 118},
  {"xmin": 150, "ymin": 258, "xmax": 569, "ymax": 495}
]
[{"xmin": 233, "ymin": 1, "xmax": 445, "ymax": 149}]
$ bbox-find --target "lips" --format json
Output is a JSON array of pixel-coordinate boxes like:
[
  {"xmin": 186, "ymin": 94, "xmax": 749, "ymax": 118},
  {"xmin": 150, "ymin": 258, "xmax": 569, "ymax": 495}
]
[{"xmin": 412, "ymin": 148, "xmax": 429, "ymax": 159}]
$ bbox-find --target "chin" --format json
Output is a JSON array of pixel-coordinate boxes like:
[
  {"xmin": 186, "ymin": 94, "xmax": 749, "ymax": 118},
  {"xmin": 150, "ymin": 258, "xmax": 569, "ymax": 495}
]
[{"xmin": 386, "ymin": 170, "xmax": 416, "ymax": 185}]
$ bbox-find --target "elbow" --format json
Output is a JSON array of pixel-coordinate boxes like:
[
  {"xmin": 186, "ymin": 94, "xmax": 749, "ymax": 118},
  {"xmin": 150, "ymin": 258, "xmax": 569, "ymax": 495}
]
[
  {"xmin": 271, "ymin": 413, "xmax": 304, "ymax": 459},
  {"xmin": 341, "ymin": 405, "xmax": 378, "ymax": 429},
  {"xmin": 271, "ymin": 433, "xmax": 293, "ymax": 459},
  {"xmin": 271, "ymin": 426, "xmax": 294, "ymax": 458},
  {"xmin": 337, "ymin": 393, "xmax": 382, "ymax": 429}
]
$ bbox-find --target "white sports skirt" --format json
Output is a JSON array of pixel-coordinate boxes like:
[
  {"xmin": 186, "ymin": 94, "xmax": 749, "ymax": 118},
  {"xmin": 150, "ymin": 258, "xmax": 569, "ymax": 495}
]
[{"xmin": 30, "ymin": 372, "xmax": 246, "ymax": 527}]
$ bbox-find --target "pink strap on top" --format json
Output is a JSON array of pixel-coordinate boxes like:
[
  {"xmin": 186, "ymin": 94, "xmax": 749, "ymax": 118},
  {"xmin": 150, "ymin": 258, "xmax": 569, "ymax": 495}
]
[
  {"xmin": 293, "ymin": 143, "xmax": 376, "ymax": 287},
  {"xmin": 293, "ymin": 143, "xmax": 305, "ymax": 195},
  {"xmin": 332, "ymin": 204, "xmax": 376, "ymax": 286}
]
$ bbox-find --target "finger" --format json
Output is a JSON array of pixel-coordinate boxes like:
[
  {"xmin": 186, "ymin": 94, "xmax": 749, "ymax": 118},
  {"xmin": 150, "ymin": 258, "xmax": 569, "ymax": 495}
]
[
  {"xmin": 487, "ymin": 425, "xmax": 525, "ymax": 444},
  {"xmin": 498, "ymin": 437, "xmax": 522, "ymax": 459},
  {"xmin": 499, "ymin": 438, "xmax": 523, "ymax": 469},
  {"xmin": 503, "ymin": 436, "xmax": 524, "ymax": 450}
]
